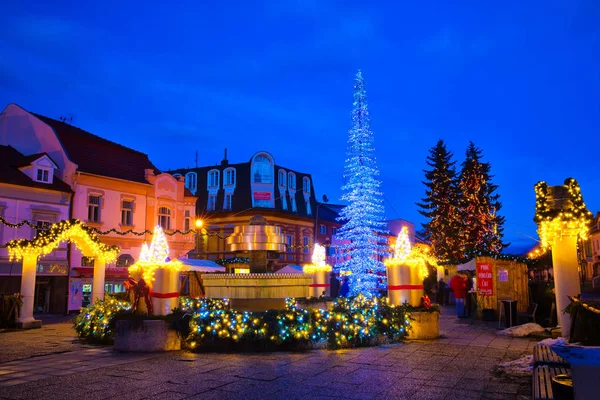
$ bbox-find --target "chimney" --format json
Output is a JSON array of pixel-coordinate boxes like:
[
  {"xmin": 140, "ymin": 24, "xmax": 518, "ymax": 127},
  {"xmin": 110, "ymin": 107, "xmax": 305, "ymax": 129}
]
[{"xmin": 221, "ymin": 148, "xmax": 229, "ymax": 166}]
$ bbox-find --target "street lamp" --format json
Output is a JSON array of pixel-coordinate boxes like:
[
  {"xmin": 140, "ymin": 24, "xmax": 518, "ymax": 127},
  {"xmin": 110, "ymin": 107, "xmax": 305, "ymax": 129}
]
[{"xmin": 194, "ymin": 219, "xmax": 204, "ymax": 258}]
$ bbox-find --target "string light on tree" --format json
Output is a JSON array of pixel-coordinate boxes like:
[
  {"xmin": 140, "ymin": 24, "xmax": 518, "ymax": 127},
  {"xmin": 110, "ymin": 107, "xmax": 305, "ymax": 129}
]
[
  {"xmin": 128, "ymin": 225, "xmax": 183, "ymax": 283},
  {"xmin": 334, "ymin": 70, "xmax": 389, "ymax": 297}
]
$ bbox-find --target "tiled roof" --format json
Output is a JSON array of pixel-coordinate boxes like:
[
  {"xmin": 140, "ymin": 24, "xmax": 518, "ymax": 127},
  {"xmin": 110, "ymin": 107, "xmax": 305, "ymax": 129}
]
[
  {"xmin": 0, "ymin": 145, "xmax": 72, "ymax": 193},
  {"xmin": 33, "ymin": 114, "xmax": 159, "ymax": 184}
]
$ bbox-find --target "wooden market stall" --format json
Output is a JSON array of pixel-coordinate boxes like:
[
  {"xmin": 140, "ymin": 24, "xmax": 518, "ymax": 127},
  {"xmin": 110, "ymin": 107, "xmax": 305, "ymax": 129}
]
[{"xmin": 457, "ymin": 256, "xmax": 530, "ymax": 316}]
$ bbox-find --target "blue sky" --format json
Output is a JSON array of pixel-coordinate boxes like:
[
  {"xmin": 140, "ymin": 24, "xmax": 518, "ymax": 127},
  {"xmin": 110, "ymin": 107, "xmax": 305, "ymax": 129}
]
[{"xmin": 1, "ymin": 1, "xmax": 599, "ymax": 254}]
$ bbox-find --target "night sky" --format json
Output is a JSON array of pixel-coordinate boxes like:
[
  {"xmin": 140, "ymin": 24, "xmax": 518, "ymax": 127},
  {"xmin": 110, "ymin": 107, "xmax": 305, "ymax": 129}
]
[{"xmin": 1, "ymin": 1, "xmax": 599, "ymax": 254}]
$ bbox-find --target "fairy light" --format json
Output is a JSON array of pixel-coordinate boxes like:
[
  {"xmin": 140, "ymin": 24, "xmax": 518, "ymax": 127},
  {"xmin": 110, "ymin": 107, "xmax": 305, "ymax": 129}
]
[
  {"xmin": 385, "ymin": 230, "xmax": 436, "ymax": 280},
  {"xmin": 6, "ymin": 219, "xmax": 119, "ymax": 262},
  {"xmin": 534, "ymin": 178, "xmax": 593, "ymax": 249},
  {"xmin": 128, "ymin": 226, "xmax": 182, "ymax": 283},
  {"xmin": 303, "ymin": 243, "xmax": 332, "ymax": 274}
]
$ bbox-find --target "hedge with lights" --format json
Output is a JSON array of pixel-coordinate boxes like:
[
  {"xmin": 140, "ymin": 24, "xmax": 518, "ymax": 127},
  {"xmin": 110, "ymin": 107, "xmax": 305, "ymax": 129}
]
[
  {"xmin": 73, "ymin": 296, "xmax": 132, "ymax": 343},
  {"xmin": 6, "ymin": 219, "xmax": 120, "ymax": 262},
  {"xmin": 179, "ymin": 295, "xmax": 410, "ymax": 351}
]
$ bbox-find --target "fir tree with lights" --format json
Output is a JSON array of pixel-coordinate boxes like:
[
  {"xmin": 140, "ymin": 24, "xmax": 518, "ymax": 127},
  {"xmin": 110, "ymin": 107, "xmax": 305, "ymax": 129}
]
[
  {"xmin": 335, "ymin": 70, "xmax": 388, "ymax": 297},
  {"xmin": 416, "ymin": 140, "xmax": 463, "ymax": 262},
  {"xmin": 458, "ymin": 141, "xmax": 507, "ymax": 255}
]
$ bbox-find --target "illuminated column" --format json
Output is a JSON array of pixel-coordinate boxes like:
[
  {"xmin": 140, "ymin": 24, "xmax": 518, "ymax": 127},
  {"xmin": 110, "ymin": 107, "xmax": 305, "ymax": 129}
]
[
  {"xmin": 18, "ymin": 254, "xmax": 41, "ymax": 328},
  {"xmin": 551, "ymin": 230, "xmax": 580, "ymax": 337},
  {"xmin": 92, "ymin": 256, "xmax": 106, "ymax": 302},
  {"xmin": 409, "ymin": 262, "xmax": 423, "ymax": 306},
  {"xmin": 534, "ymin": 179, "xmax": 593, "ymax": 338},
  {"xmin": 152, "ymin": 268, "xmax": 179, "ymax": 315}
]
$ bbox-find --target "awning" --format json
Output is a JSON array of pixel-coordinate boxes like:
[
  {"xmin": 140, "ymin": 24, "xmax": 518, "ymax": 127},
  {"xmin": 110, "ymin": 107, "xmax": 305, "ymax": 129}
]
[
  {"xmin": 457, "ymin": 258, "xmax": 477, "ymax": 271},
  {"xmin": 178, "ymin": 259, "xmax": 226, "ymax": 273}
]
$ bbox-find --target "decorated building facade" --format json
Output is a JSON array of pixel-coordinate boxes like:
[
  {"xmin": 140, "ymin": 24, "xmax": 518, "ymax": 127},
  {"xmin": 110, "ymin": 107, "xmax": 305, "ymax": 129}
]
[
  {"xmin": 0, "ymin": 103, "xmax": 196, "ymax": 311},
  {"xmin": 170, "ymin": 151, "xmax": 330, "ymax": 269}
]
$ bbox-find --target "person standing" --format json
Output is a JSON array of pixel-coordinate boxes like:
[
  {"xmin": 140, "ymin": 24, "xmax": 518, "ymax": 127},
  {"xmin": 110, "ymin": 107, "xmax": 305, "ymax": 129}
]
[
  {"xmin": 465, "ymin": 272, "xmax": 474, "ymax": 317},
  {"xmin": 436, "ymin": 278, "xmax": 446, "ymax": 305},
  {"xmin": 450, "ymin": 274, "xmax": 467, "ymax": 317}
]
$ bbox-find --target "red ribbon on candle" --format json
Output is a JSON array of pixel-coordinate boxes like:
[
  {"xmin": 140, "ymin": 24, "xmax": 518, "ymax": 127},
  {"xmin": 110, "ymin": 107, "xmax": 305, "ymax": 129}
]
[{"xmin": 388, "ymin": 285, "xmax": 424, "ymax": 291}]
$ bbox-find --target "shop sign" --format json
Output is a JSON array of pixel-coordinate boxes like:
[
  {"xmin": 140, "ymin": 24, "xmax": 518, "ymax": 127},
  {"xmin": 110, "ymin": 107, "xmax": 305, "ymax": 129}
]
[{"xmin": 476, "ymin": 262, "xmax": 494, "ymax": 295}]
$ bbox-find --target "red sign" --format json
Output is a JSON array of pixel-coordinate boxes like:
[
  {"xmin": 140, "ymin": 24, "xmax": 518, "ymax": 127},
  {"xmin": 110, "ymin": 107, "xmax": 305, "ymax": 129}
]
[
  {"xmin": 254, "ymin": 192, "xmax": 271, "ymax": 200},
  {"xmin": 476, "ymin": 263, "xmax": 494, "ymax": 296}
]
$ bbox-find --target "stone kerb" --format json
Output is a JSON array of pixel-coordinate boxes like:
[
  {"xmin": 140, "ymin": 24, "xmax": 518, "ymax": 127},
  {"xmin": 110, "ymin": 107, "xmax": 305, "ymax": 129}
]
[{"xmin": 114, "ymin": 319, "xmax": 181, "ymax": 352}]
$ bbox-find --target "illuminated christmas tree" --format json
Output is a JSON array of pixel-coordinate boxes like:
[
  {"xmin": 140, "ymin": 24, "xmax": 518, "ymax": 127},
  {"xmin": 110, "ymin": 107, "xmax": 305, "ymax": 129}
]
[
  {"xmin": 416, "ymin": 140, "xmax": 462, "ymax": 262},
  {"xmin": 149, "ymin": 226, "xmax": 170, "ymax": 263},
  {"xmin": 335, "ymin": 70, "xmax": 388, "ymax": 297},
  {"xmin": 394, "ymin": 226, "xmax": 411, "ymax": 262},
  {"xmin": 458, "ymin": 142, "xmax": 507, "ymax": 255}
]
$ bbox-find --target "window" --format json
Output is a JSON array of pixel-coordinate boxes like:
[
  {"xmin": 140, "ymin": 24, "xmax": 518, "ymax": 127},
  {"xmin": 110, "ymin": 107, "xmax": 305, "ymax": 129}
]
[
  {"xmin": 116, "ymin": 254, "xmax": 134, "ymax": 268},
  {"xmin": 306, "ymin": 200, "xmax": 311, "ymax": 215},
  {"xmin": 278, "ymin": 170, "xmax": 287, "ymax": 187},
  {"xmin": 208, "ymin": 170, "xmax": 220, "ymax": 187},
  {"xmin": 286, "ymin": 235, "xmax": 293, "ymax": 252},
  {"xmin": 224, "ymin": 193, "xmax": 233, "ymax": 210},
  {"xmin": 88, "ymin": 195, "xmax": 101, "ymax": 222},
  {"xmin": 252, "ymin": 154, "xmax": 272, "ymax": 183},
  {"xmin": 184, "ymin": 210, "xmax": 191, "ymax": 232},
  {"xmin": 320, "ymin": 224, "xmax": 327, "ymax": 235},
  {"xmin": 121, "ymin": 200, "xmax": 134, "ymax": 226},
  {"xmin": 35, "ymin": 220, "xmax": 51, "ymax": 236},
  {"xmin": 207, "ymin": 195, "xmax": 217, "ymax": 211},
  {"xmin": 158, "ymin": 207, "xmax": 171, "ymax": 230},
  {"xmin": 303, "ymin": 236, "xmax": 309, "ymax": 254},
  {"xmin": 36, "ymin": 168, "xmax": 50, "ymax": 183},
  {"xmin": 185, "ymin": 172, "xmax": 197, "ymax": 193},
  {"xmin": 224, "ymin": 168, "xmax": 236, "ymax": 186},
  {"xmin": 81, "ymin": 256, "xmax": 95, "ymax": 267},
  {"xmin": 332, "ymin": 227, "xmax": 338, "ymax": 236},
  {"xmin": 290, "ymin": 195, "xmax": 297, "ymax": 212},
  {"xmin": 303, "ymin": 177, "xmax": 310, "ymax": 193},
  {"xmin": 288, "ymin": 172, "xmax": 296, "ymax": 189}
]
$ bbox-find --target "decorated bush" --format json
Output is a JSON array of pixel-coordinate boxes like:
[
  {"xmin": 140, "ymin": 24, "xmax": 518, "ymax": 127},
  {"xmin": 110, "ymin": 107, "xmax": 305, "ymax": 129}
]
[{"xmin": 73, "ymin": 296, "xmax": 132, "ymax": 343}]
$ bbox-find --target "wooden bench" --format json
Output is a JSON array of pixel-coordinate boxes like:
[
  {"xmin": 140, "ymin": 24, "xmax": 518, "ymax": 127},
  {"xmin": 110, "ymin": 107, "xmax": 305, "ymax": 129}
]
[
  {"xmin": 533, "ymin": 365, "xmax": 571, "ymax": 400},
  {"xmin": 533, "ymin": 344, "xmax": 569, "ymax": 367}
]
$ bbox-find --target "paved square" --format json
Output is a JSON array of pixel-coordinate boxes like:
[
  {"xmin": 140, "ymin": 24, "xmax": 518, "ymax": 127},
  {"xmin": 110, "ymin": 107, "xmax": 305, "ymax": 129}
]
[{"xmin": 0, "ymin": 308, "xmax": 536, "ymax": 399}]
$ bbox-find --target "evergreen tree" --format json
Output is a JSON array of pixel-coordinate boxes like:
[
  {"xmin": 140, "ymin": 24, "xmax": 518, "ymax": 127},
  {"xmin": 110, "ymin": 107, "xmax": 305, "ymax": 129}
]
[
  {"xmin": 416, "ymin": 140, "xmax": 463, "ymax": 262},
  {"xmin": 458, "ymin": 141, "xmax": 507, "ymax": 255},
  {"xmin": 335, "ymin": 70, "xmax": 388, "ymax": 297}
]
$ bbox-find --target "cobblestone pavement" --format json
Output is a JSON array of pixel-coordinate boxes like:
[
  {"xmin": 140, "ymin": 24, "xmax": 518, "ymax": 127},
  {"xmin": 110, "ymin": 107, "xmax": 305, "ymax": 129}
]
[{"xmin": 0, "ymin": 307, "xmax": 538, "ymax": 400}]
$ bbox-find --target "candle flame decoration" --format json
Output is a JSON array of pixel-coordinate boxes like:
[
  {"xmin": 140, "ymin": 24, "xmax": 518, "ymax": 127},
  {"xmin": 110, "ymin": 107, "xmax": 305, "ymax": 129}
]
[
  {"xmin": 385, "ymin": 227, "xmax": 435, "ymax": 280},
  {"xmin": 303, "ymin": 243, "xmax": 332, "ymax": 273},
  {"xmin": 129, "ymin": 226, "xmax": 182, "ymax": 283}
]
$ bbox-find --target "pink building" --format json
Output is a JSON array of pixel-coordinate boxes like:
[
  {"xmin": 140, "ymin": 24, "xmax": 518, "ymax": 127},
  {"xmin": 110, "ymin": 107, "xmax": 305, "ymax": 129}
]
[{"xmin": 0, "ymin": 104, "xmax": 196, "ymax": 312}]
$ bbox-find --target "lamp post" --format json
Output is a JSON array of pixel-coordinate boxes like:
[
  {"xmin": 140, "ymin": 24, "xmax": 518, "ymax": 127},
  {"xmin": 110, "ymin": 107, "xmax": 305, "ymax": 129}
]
[{"xmin": 195, "ymin": 219, "xmax": 203, "ymax": 259}]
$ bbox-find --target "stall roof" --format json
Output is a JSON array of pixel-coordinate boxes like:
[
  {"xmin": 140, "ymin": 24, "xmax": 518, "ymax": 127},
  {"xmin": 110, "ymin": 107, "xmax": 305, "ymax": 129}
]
[
  {"xmin": 275, "ymin": 265, "xmax": 304, "ymax": 274},
  {"xmin": 178, "ymin": 259, "xmax": 226, "ymax": 272},
  {"xmin": 457, "ymin": 258, "xmax": 477, "ymax": 271}
]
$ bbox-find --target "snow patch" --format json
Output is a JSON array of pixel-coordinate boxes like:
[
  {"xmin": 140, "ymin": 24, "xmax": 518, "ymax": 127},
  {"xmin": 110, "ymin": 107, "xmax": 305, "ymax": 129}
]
[
  {"xmin": 496, "ymin": 355, "xmax": 533, "ymax": 377},
  {"xmin": 538, "ymin": 337, "xmax": 568, "ymax": 346},
  {"xmin": 497, "ymin": 323, "xmax": 545, "ymax": 337}
]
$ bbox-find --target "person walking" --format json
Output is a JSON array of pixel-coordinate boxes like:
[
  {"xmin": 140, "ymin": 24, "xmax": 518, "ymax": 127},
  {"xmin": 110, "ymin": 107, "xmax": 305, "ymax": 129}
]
[{"xmin": 450, "ymin": 274, "xmax": 467, "ymax": 318}]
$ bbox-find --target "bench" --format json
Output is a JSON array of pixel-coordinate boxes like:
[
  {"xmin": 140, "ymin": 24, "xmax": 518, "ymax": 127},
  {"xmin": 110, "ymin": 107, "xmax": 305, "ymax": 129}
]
[
  {"xmin": 533, "ymin": 344, "xmax": 569, "ymax": 367},
  {"xmin": 533, "ymin": 365, "xmax": 571, "ymax": 400}
]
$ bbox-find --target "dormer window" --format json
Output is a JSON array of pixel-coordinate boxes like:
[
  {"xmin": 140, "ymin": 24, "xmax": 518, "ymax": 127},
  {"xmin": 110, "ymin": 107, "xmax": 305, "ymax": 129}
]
[
  {"xmin": 208, "ymin": 169, "xmax": 220, "ymax": 188},
  {"xmin": 288, "ymin": 172, "xmax": 296, "ymax": 190},
  {"xmin": 279, "ymin": 169, "xmax": 287, "ymax": 187},
  {"xmin": 252, "ymin": 154, "xmax": 273, "ymax": 184},
  {"xmin": 303, "ymin": 177, "xmax": 310, "ymax": 193},
  {"xmin": 224, "ymin": 168, "xmax": 236, "ymax": 186},
  {"xmin": 185, "ymin": 172, "xmax": 197, "ymax": 193},
  {"xmin": 36, "ymin": 168, "xmax": 50, "ymax": 183}
]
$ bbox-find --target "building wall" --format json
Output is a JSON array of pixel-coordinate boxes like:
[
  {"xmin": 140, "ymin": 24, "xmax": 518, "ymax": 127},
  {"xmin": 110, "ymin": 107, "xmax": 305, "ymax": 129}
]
[{"xmin": 0, "ymin": 184, "xmax": 71, "ymax": 313}]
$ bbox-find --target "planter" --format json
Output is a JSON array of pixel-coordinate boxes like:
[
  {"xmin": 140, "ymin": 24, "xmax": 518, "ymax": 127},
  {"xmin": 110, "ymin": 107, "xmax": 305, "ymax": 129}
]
[
  {"xmin": 407, "ymin": 311, "xmax": 439, "ymax": 340},
  {"xmin": 114, "ymin": 319, "xmax": 181, "ymax": 352}
]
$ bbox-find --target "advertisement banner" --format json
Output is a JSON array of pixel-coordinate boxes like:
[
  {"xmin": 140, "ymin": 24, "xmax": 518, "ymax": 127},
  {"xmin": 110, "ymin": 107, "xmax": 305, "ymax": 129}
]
[
  {"xmin": 476, "ymin": 263, "xmax": 494, "ymax": 296},
  {"xmin": 253, "ymin": 191, "xmax": 271, "ymax": 200}
]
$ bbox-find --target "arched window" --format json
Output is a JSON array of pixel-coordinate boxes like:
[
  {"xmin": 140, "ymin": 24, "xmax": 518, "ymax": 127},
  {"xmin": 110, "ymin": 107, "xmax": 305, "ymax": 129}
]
[
  {"xmin": 185, "ymin": 172, "xmax": 197, "ymax": 193},
  {"xmin": 278, "ymin": 169, "xmax": 287, "ymax": 187},
  {"xmin": 303, "ymin": 177, "xmax": 311, "ymax": 193},
  {"xmin": 252, "ymin": 154, "xmax": 273, "ymax": 183},
  {"xmin": 116, "ymin": 254, "xmax": 135, "ymax": 268},
  {"xmin": 158, "ymin": 207, "xmax": 171, "ymax": 230},
  {"xmin": 207, "ymin": 169, "xmax": 220, "ymax": 188},
  {"xmin": 224, "ymin": 168, "xmax": 236, "ymax": 186},
  {"xmin": 288, "ymin": 172, "xmax": 296, "ymax": 190}
]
